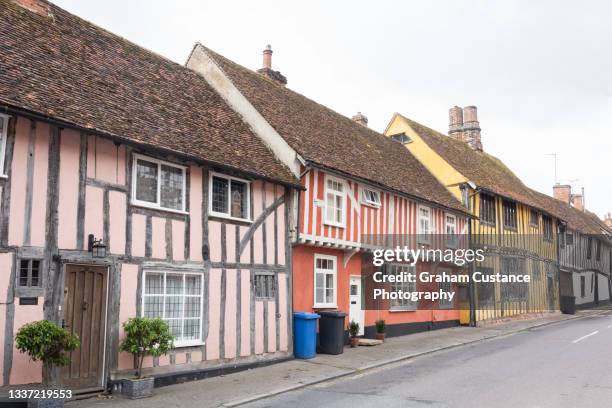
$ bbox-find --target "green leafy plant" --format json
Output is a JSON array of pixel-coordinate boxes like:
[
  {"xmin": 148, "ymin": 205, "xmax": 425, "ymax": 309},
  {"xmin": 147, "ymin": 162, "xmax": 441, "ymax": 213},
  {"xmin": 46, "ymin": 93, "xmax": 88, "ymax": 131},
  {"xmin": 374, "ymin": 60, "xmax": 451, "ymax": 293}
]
[
  {"xmin": 348, "ymin": 320, "xmax": 360, "ymax": 338},
  {"xmin": 15, "ymin": 320, "xmax": 80, "ymax": 369},
  {"xmin": 119, "ymin": 317, "xmax": 174, "ymax": 378},
  {"xmin": 375, "ymin": 319, "xmax": 386, "ymax": 334}
]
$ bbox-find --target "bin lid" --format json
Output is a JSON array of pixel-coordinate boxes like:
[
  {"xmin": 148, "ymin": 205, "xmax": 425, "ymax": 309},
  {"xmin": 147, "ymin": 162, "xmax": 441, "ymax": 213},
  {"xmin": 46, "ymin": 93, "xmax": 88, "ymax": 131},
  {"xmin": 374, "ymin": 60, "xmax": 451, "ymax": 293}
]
[
  {"xmin": 293, "ymin": 311, "xmax": 320, "ymax": 320},
  {"xmin": 318, "ymin": 310, "xmax": 347, "ymax": 317}
]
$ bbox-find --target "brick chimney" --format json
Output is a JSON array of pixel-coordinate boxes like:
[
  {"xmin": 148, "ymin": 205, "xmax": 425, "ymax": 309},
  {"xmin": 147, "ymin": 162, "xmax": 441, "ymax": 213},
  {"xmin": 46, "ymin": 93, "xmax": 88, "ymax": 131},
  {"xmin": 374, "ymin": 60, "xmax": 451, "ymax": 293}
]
[
  {"xmin": 572, "ymin": 194, "xmax": 584, "ymax": 212},
  {"xmin": 12, "ymin": 0, "xmax": 52, "ymax": 16},
  {"xmin": 449, "ymin": 106, "xmax": 463, "ymax": 137},
  {"xmin": 603, "ymin": 213, "xmax": 612, "ymax": 229},
  {"xmin": 553, "ymin": 184, "xmax": 571, "ymax": 204},
  {"xmin": 448, "ymin": 105, "xmax": 482, "ymax": 151},
  {"xmin": 351, "ymin": 112, "xmax": 368, "ymax": 127},
  {"xmin": 256, "ymin": 45, "xmax": 287, "ymax": 86},
  {"xmin": 553, "ymin": 183, "xmax": 586, "ymax": 211}
]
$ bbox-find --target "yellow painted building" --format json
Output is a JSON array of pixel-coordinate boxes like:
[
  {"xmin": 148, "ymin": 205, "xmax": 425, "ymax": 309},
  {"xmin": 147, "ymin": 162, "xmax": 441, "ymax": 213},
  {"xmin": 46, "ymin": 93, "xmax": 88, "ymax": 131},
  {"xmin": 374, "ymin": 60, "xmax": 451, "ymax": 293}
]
[{"xmin": 385, "ymin": 108, "xmax": 561, "ymax": 324}]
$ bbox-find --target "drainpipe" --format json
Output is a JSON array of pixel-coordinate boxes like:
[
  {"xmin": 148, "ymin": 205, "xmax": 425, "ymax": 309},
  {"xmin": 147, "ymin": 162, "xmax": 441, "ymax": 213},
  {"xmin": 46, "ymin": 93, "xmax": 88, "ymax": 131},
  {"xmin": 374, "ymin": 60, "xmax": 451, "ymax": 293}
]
[{"xmin": 461, "ymin": 183, "xmax": 478, "ymax": 327}]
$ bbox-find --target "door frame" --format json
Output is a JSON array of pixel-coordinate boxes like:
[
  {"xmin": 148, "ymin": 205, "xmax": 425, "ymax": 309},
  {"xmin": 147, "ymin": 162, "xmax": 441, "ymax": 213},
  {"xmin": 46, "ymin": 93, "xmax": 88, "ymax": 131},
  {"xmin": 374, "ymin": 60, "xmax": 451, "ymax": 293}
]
[
  {"xmin": 61, "ymin": 263, "xmax": 111, "ymax": 390},
  {"xmin": 348, "ymin": 275, "xmax": 364, "ymax": 336}
]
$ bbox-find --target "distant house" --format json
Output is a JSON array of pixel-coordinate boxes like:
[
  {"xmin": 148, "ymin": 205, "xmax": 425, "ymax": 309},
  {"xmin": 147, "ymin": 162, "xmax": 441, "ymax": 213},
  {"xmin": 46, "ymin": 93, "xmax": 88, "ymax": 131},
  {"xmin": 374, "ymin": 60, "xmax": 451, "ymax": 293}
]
[
  {"xmin": 0, "ymin": 0, "xmax": 299, "ymax": 390},
  {"xmin": 536, "ymin": 186, "xmax": 612, "ymax": 308},
  {"xmin": 187, "ymin": 45, "xmax": 469, "ymax": 338},
  {"xmin": 385, "ymin": 109, "xmax": 563, "ymax": 324}
]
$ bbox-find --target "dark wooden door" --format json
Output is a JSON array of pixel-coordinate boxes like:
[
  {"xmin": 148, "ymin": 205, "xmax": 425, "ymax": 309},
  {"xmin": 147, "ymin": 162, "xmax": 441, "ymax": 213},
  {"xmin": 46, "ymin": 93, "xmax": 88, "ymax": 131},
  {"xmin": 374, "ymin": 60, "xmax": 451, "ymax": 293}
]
[{"xmin": 61, "ymin": 265, "xmax": 108, "ymax": 390}]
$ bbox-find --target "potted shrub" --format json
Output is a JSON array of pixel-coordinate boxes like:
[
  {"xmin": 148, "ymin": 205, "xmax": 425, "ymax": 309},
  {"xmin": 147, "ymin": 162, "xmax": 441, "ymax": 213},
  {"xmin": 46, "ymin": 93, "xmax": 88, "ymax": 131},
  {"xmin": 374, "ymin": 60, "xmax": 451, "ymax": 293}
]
[
  {"xmin": 348, "ymin": 320, "xmax": 360, "ymax": 348},
  {"xmin": 375, "ymin": 319, "xmax": 386, "ymax": 341},
  {"xmin": 119, "ymin": 317, "xmax": 174, "ymax": 399},
  {"xmin": 15, "ymin": 320, "xmax": 80, "ymax": 407}
]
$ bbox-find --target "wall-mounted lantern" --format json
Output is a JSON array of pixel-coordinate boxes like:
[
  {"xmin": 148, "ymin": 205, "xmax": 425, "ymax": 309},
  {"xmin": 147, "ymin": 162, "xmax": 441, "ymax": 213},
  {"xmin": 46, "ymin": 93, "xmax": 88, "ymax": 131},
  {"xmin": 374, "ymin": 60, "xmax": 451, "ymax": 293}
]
[{"xmin": 88, "ymin": 234, "xmax": 107, "ymax": 258}]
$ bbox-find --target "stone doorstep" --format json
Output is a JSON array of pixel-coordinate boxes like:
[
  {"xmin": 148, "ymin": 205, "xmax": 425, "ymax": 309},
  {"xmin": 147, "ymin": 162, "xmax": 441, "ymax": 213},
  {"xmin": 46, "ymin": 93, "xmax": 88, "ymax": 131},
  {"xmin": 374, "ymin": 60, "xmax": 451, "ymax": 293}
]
[{"xmin": 357, "ymin": 338, "xmax": 383, "ymax": 346}]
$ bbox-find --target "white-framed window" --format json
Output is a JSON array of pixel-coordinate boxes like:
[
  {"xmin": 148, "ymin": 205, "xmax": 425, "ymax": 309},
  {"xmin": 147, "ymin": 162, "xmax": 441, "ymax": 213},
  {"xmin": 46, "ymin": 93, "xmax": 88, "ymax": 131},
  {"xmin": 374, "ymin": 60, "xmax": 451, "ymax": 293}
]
[
  {"xmin": 445, "ymin": 214, "xmax": 457, "ymax": 247},
  {"xmin": 418, "ymin": 205, "xmax": 431, "ymax": 242},
  {"xmin": 324, "ymin": 176, "xmax": 345, "ymax": 227},
  {"xmin": 0, "ymin": 113, "xmax": 9, "ymax": 176},
  {"xmin": 209, "ymin": 172, "xmax": 251, "ymax": 221},
  {"xmin": 142, "ymin": 271, "xmax": 204, "ymax": 347},
  {"xmin": 314, "ymin": 254, "xmax": 337, "ymax": 307},
  {"xmin": 361, "ymin": 188, "xmax": 381, "ymax": 207},
  {"xmin": 388, "ymin": 264, "xmax": 416, "ymax": 311},
  {"xmin": 132, "ymin": 154, "xmax": 187, "ymax": 213}
]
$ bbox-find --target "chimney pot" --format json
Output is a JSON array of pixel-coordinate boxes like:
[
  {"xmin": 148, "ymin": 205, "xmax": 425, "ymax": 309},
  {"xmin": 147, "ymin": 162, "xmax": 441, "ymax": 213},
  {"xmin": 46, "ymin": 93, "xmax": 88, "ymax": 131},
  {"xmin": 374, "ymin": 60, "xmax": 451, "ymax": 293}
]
[
  {"xmin": 449, "ymin": 106, "xmax": 463, "ymax": 136},
  {"xmin": 256, "ymin": 45, "xmax": 287, "ymax": 86},
  {"xmin": 262, "ymin": 44, "xmax": 273, "ymax": 69},
  {"xmin": 351, "ymin": 112, "xmax": 368, "ymax": 127},
  {"xmin": 571, "ymin": 194, "xmax": 584, "ymax": 212}
]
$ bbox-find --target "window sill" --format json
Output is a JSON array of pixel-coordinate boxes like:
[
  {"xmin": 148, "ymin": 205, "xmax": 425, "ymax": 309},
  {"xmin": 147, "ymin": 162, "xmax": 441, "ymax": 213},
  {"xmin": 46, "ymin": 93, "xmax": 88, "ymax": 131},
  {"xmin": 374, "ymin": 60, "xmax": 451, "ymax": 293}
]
[
  {"xmin": 131, "ymin": 201, "xmax": 189, "ymax": 215},
  {"xmin": 323, "ymin": 221, "xmax": 345, "ymax": 229},
  {"xmin": 0, "ymin": 174, "xmax": 7, "ymax": 180},
  {"xmin": 360, "ymin": 202, "xmax": 381, "ymax": 209},
  {"xmin": 174, "ymin": 340, "xmax": 205, "ymax": 348},
  {"xmin": 313, "ymin": 304, "xmax": 337, "ymax": 309},
  {"xmin": 389, "ymin": 308, "xmax": 416, "ymax": 313},
  {"xmin": 209, "ymin": 211, "xmax": 253, "ymax": 224}
]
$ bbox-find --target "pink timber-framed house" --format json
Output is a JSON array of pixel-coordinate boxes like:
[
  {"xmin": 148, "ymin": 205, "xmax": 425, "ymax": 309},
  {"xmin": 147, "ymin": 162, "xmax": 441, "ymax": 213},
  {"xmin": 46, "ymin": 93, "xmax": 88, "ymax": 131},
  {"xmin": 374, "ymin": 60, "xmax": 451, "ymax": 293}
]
[{"xmin": 0, "ymin": 0, "xmax": 301, "ymax": 391}]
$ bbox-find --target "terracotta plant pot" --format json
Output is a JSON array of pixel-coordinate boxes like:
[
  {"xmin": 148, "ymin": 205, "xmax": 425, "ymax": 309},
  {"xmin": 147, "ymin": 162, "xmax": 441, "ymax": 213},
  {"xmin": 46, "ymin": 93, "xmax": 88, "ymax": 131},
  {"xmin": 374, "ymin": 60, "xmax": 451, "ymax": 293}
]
[
  {"xmin": 350, "ymin": 337, "xmax": 359, "ymax": 348},
  {"xmin": 375, "ymin": 332, "xmax": 386, "ymax": 341}
]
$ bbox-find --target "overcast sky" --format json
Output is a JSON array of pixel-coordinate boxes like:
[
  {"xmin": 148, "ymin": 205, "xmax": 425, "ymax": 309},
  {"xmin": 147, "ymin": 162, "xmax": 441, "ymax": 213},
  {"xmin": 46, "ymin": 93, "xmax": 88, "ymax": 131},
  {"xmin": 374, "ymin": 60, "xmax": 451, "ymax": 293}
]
[{"xmin": 55, "ymin": 0, "xmax": 612, "ymax": 218}]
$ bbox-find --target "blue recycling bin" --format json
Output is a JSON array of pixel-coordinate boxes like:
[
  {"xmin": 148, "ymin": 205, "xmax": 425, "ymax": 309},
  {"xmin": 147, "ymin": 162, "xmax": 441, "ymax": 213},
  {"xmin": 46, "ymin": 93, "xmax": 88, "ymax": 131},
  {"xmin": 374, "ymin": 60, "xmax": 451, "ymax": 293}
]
[{"xmin": 293, "ymin": 312, "xmax": 320, "ymax": 359}]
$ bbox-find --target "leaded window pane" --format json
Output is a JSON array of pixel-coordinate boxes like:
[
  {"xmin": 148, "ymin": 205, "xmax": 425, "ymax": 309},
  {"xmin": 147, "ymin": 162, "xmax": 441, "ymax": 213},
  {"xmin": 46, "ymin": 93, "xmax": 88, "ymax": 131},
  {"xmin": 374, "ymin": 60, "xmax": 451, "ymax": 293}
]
[
  {"xmin": 183, "ymin": 319, "xmax": 200, "ymax": 340},
  {"xmin": 142, "ymin": 272, "xmax": 203, "ymax": 344},
  {"xmin": 31, "ymin": 260, "xmax": 40, "ymax": 287},
  {"xmin": 19, "ymin": 260, "xmax": 28, "ymax": 287},
  {"xmin": 212, "ymin": 177, "xmax": 228, "ymax": 214},
  {"xmin": 135, "ymin": 159, "xmax": 158, "ymax": 203},
  {"xmin": 145, "ymin": 273, "xmax": 163, "ymax": 294},
  {"xmin": 160, "ymin": 165, "xmax": 184, "ymax": 210},
  {"xmin": 230, "ymin": 180, "xmax": 247, "ymax": 219},
  {"xmin": 144, "ymin": 296, "xmax": 163, "ymax": 317},
  {"xmin": 165, "ymin": 295, "xmax": 183, "ymax": 318}
]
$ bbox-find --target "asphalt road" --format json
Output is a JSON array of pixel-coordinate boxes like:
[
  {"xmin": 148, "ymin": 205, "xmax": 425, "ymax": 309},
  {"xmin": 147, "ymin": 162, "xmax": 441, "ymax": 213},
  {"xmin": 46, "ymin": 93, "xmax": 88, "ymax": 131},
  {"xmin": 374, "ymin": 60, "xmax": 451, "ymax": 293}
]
[{"xmin": 245, "ymin": 312, "xmax": 612, "ymax": 408}]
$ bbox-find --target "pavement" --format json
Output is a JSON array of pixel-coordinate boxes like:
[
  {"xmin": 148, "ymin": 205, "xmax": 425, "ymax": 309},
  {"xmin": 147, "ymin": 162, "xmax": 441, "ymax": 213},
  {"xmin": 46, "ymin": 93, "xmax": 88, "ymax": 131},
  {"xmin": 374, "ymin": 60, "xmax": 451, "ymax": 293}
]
[
  {"xmin": 68, "ymin": 310, "xmax": 607, "ymax": 408},
  {"xmin": 246, "ymin": 309, "xmax": 612, "ymax": 407}
]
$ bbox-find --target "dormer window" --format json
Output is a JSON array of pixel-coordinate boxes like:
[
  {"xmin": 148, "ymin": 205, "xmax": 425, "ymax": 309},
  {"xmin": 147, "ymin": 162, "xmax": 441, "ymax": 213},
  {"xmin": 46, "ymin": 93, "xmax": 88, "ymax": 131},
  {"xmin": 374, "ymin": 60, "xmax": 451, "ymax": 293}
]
[
  {"xmin": 361, "ymin": 188, "xmax": 381, "ymax": 207},
  {"xmin": 390, "ymin": 132, "xmax": 412, "ymax": 145}
]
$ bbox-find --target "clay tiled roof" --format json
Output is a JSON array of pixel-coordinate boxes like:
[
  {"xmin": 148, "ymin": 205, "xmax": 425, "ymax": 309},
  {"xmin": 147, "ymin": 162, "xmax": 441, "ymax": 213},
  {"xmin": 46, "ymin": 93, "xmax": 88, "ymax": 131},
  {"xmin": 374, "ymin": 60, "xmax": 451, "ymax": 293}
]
[
  {"xmin": 0, "ymin": 0, "xmax": 298, "ymax": 186},
  {"xmin": 197, "ymin": 46, "xmax": 465, "ymax": 213},
  {"xmin": 531, "ymin": 190, "xmax": 612, "ymax": 235},
  {"xmin": 400, "ymin": 115, "xmax": 612, "ymax": 236},
  {"xmin": 398, "ymin": 115, "xmax": 550, "ymax": 212}
]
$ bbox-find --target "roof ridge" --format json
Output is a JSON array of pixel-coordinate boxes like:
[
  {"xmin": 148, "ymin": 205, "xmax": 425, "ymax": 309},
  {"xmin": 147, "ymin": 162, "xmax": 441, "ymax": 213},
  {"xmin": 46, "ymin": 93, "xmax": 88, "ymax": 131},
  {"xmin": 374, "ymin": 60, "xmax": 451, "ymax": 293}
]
[{"xmin": 198, "ymin": 44, "xmax": 391, "ymax": 140}]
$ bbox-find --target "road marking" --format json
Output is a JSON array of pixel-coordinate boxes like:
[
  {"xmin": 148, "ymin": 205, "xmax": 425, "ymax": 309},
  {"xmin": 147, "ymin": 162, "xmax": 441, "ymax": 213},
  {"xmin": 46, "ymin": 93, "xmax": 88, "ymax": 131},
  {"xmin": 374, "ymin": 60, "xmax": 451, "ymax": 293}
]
[{"xmin": 572, "ymin": 330, "xmax": 599, "ymax": 344}]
